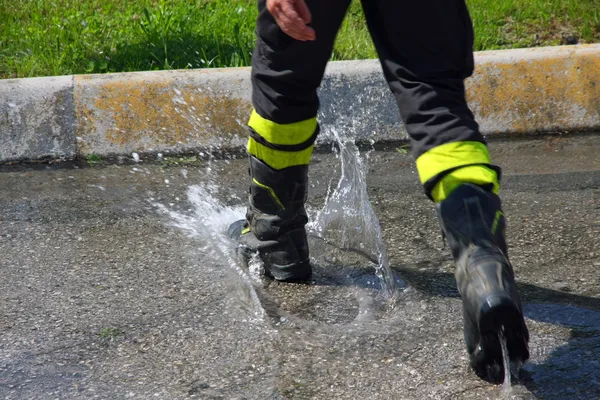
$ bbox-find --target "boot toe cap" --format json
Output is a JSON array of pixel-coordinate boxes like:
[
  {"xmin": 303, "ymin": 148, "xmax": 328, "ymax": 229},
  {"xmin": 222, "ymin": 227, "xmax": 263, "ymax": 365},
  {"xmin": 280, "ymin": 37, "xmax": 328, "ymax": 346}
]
[{"xmin": 227, "ymin": 219, "xmax": 246, "ymax": 240}]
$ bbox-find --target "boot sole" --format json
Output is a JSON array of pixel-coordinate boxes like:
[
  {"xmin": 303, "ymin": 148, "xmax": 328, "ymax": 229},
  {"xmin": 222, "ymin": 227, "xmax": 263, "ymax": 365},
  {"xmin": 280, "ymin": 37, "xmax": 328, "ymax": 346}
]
[
  {"xmin": 228, "ymin": 220, "xmax": 312, "ymax": 283},
  {"xmin": 471, "ymin": 294, "xmax": 530, "ymax": 381},
  {"xmin": 236, "ymin": 245, "xmax": 312, "ymax": 283},
  {"xmin": 268, "ymin": 260, "xmax": 312, "ymax": 283}
]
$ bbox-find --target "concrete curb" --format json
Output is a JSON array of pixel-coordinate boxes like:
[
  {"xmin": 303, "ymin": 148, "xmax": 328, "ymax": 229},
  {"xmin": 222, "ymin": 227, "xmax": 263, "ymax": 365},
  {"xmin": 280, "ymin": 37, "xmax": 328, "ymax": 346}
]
[
  {"xmin": 0, "ymin": 76, "xmax": 76, "ymax": 161},
  {"xmin": 1, "ymin": 44, "xmax": 599, "ymax": 162}
]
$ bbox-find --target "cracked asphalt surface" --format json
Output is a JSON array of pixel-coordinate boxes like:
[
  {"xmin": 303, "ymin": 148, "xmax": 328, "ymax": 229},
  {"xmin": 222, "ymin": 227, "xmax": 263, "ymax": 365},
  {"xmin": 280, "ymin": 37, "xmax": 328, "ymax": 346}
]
[{"xmin": 1, "ymin": 134, "xmax": 599, "ymax": 399}]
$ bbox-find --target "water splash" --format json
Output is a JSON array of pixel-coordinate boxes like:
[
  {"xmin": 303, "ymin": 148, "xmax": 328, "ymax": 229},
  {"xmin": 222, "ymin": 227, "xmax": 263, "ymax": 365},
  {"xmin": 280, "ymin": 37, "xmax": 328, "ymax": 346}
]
[
  {"xmin": 499, "ymin": 329, "xmax": 512, "ymax": 392},
  {"xmin": 154, "ymin": 184, "xmax": 266, "ymax": 320},
  {"xmin": 309, "ymin": 128, "xmax": 397, "ymax": 299}
]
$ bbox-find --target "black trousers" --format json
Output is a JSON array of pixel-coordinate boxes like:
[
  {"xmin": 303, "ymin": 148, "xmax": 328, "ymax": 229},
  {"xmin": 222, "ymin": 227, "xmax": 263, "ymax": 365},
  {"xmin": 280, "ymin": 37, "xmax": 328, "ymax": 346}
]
[{"xmin": 249, "ymin": 0, "xmax": 499, "ymax": 200}]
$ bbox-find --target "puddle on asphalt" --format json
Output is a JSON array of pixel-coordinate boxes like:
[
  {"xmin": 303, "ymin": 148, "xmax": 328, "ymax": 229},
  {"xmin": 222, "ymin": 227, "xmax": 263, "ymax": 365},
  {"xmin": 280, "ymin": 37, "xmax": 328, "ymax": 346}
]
[
  {"xmin": 153, "ymin": 127, "xmax": 600, "ymax": 399},
  {"xmin": 520, "ymin": 304, "xmax": 600, "ymax": 399}
]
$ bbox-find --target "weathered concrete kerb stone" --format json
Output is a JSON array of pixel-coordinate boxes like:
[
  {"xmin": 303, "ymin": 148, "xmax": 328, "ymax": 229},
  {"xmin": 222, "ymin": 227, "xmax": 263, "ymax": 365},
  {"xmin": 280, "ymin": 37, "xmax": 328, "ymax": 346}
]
[
  {"xmin": 0, "ymin": 76, "xmax": 75, "ymax": 161},
  {"xmin": 468, "ymin": 45, "xmax": 600, "ymax": 134},
  {"xmin": 1, "ymin": 44, "xmax": 599, "ymax": 162},
  {"xmin": 74, "ymin": 68, "xmax": 251, "ymax": 156}
]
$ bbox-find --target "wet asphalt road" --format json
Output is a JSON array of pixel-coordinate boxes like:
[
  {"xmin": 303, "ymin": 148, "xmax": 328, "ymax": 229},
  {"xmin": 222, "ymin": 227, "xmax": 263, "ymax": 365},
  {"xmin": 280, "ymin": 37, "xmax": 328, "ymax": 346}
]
[{"xmin": 0, "ymin": 134, "xmax": 599, "ymax": 399}]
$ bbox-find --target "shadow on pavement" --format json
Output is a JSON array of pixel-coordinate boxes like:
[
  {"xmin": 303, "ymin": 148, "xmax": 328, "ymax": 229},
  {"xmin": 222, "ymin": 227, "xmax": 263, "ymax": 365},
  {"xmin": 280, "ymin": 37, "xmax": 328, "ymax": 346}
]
[{"xmin": 395, "ymin": 267, "xmax": 600, "ymax": 400}]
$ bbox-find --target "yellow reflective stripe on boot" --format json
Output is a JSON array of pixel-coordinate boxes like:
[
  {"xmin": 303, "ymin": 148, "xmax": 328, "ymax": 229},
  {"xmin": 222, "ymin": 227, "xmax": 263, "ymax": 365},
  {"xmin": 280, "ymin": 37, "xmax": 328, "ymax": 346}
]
[
  {"xmin": 430, "ymin": 165, "xmax": 500, "ymax": 203},
  {"xmin": 248, "ymin": 110, "xmax": 317, "ymax": 145},
  {"xmin": 252, "ymin": 178, "xmax": 286, "ymax": 210},
  {"xmin": 491, "ymin": 210, "xmax": 504, "ymax": 235}
]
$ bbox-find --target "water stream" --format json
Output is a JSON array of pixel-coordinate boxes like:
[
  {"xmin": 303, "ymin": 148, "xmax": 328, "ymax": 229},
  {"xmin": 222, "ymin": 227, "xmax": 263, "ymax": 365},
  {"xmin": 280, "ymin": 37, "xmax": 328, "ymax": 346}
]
[
  {"xmin": 499, "ymin": 329, "xmax": 513, "ymax": 392},
  {"xmin": 309, "ymin": 128, "xmax": 397, "ymax": 299},
  {"xmin": 155, "ymin": 183, "xmax": 266, "ymax": 321}
]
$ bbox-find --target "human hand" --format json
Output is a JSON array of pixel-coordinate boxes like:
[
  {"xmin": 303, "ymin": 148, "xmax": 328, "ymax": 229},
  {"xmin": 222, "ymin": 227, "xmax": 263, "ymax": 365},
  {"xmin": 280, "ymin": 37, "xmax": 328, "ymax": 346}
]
[{"xmin": 266, "ymin": 0, "xmax": 316, "ymax": 41}]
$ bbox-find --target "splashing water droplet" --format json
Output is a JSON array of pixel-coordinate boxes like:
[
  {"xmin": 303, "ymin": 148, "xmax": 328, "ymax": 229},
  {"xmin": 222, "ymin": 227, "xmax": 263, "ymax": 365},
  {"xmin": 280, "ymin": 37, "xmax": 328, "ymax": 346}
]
[
  {"xmin": 155, "ymin": 184, "xmax": 265, "ymax": 320},
  {"xmin": 499, "ymin": 329, "xmax": 512, "ymax": 393},
  {"xmin": 310, "ymin": 127, "xmax": 397, "ymax": 299}
]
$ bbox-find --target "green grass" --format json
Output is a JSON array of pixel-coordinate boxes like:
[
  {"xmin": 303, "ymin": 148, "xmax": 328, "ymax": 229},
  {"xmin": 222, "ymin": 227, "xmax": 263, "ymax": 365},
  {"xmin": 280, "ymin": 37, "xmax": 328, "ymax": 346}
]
[
  {"xmin": 86, "ymin": 153, "xmax": 104, "ymax": 166},
  {"xmin": 1, "ymin": 0, "xmax": 599, "ymax": 79},
  {"xmin": 0, "ymin": 0, "xmax": 257, "ymax": 78},
  {"xmin": 98, "ymin": 327, "xmax": 123, "ymax": 340},
  {"xmin": 468, "ymin": 0, "xmax": 600, "ymax": 50}
]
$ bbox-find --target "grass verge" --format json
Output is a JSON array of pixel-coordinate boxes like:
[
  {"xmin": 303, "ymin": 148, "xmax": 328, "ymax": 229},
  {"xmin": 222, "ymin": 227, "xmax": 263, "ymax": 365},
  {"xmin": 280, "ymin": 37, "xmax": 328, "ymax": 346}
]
[{"xmin": 1, "ymin": 0, "xmax": 599, "ymax": 78}]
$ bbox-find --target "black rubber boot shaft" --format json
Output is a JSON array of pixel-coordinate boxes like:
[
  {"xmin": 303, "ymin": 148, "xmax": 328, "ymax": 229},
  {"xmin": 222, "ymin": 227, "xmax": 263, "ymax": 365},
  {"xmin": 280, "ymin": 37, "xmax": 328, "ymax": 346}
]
[
  {"xmin": 229, "ymin": 156, "xmax": 311, "ymax": 282},
  {"xmin": 437, "ymin": 184, "xmax": 529, "ymax": 381}
]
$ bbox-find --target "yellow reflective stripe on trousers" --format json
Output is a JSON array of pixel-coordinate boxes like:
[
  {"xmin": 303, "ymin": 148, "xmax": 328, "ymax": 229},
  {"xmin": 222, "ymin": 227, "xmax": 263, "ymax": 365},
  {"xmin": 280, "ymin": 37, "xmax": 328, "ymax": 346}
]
[
  {"xmin": 247, "ymin": 138, "xmax": 314, "ymax": 170},
  {"xmin": 416, "ymin": 141, "xmax": 492, "ymax": 184},
  {"xmin": 430, "ymin": 165, "xmax": 499, "ymax": 203},
  {"xmin": 248, "ymin": 109, "xmax": 317, "ymax": 145},
  {"xmin": 247, "ymin": 109, "xmax": 317, "ymax": 169},
  {"xmin": 416, "ymin": 141, "xmax": 499, "ymax": 202}
]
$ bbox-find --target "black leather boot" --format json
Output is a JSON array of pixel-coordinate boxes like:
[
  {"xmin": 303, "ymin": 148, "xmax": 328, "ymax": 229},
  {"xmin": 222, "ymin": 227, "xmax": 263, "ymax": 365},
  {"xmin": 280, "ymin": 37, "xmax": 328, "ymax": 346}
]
[
  {"xmin": 228, "ymin": 156, "xmax": 311, "ymax": 282},
  {"xmin": 437, "ymin": 184, "xmax": 529, "ymax": 380}
]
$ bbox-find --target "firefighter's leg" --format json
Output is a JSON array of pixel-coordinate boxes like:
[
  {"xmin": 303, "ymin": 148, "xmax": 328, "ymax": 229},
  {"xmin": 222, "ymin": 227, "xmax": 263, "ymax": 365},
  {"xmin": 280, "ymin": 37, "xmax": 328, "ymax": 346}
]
[
  {"xmin": 228, "ymin": 0, "xmax": 351, "ymax": 282},
  {"xmin": 361, "ymin": 0, "xmax": 529, "ymax": 379}
]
